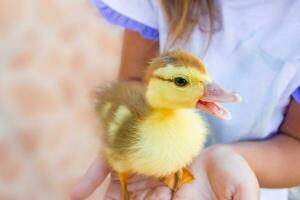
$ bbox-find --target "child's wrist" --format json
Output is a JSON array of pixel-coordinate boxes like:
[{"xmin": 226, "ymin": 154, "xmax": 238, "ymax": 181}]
[{"xmin": 202, "ymin": 144, "xmax": 250, "ymax": 168}]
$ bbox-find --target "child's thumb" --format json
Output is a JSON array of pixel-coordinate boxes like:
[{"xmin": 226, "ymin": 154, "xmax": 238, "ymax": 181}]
[{"xmin": 70, "ymin": 155, "xmax": 109, "ymax": 200}]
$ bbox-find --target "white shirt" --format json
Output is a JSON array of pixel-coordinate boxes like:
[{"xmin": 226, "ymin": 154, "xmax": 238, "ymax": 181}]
[{"xmin": 93, "ymin": 0, "xmax": 300, "ymax": 199}]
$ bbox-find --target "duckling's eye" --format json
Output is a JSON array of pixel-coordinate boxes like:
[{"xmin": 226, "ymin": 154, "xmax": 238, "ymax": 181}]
[{"xmin": 174, "ymin": 77, "xmax": 189, "ymax": 87}]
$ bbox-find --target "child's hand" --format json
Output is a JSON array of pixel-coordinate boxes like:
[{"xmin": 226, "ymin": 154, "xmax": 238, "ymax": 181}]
[
  {"xmin": 71, "ymin": 145, "xmax": 259, "ymax": 200},
  {"xmin": 70, "ymin": 155, "xmax": 171, "ymax": 200},
  {"xmin": 172, "ymin": 146, "xmax": 260, "ymax": 200}
]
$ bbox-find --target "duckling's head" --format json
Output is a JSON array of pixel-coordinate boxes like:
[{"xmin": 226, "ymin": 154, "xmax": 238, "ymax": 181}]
[{"xmin": 145, "ymin": 50, "xmax": 241, "ymax": 119}]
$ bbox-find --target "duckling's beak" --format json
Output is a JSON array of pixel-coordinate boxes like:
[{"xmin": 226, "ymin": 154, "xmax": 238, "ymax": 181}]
[{"xmin": 196, "ymin": 82, "xmax": 242, "ymax": 120}]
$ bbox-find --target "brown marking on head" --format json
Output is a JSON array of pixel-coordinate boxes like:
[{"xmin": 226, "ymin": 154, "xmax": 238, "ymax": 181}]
[{"xmin": 144, "ymin": 50, "xmax": 207, "ymax": 82}]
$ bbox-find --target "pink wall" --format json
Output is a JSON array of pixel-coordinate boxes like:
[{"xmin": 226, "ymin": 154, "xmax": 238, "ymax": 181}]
[{"xmin": 0, "ymin": 0, "xmax": 121, "ymax": 199}]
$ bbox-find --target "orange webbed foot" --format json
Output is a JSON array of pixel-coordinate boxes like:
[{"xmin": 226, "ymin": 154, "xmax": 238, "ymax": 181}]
[{"xmin": 163, "ymin": 167, "xmax": 195, "ymax": 192}]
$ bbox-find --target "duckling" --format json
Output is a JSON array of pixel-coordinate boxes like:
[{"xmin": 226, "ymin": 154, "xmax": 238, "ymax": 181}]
[{"xmin": 95, "ymin": 50, "xmax": 241, "ymax": 200}]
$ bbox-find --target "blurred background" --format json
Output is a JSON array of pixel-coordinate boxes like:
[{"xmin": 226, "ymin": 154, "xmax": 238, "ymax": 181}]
[
  {"xmin": 0, "ymin": 0, "xmax": 299, "ymax": 200},
  {"xmin": 0, "ymin": 0, "xmax": 121, "ymax": 199}
]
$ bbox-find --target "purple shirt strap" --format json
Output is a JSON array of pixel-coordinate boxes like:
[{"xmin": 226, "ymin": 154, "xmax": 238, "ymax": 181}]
[
  {"xmin": 292, "ymin": 87, "xmax": 300, "ymax": 103},
  {"xmin": 92, "ymin": 0, "xmax": 159, "ymax": 41}
]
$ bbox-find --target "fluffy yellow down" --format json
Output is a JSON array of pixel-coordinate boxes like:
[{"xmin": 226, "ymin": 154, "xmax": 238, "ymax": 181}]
[{"xmin": 128, "ymin": 109, "xmax": 207, "ymax": 177}]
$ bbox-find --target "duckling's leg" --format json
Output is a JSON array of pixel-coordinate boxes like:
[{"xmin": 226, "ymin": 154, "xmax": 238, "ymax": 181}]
[
  {"xmin": 118, "ymin": 172, "xmax": 131, "ymax": 200},
  {"xmin": 163, "ymin": 168, "xmax": 195, "ymax": 191}
]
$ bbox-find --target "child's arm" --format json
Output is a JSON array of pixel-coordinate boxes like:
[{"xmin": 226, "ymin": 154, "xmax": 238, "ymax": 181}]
[
  {"xmin": 231, "ymin": 98, "xmax": 300, "ymax": 187},
  {"xmin": 118, "ymin": 30, "xmax": 159, "ymax": 80}
]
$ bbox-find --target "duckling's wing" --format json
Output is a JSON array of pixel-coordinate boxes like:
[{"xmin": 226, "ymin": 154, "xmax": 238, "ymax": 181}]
[
  {"xmin": 95, "ymin": 81, "xmax": 149, "ymax": 119},
  {"xmin": 94, "ymin": 81, "xmax": 149, "ymax": 155}
]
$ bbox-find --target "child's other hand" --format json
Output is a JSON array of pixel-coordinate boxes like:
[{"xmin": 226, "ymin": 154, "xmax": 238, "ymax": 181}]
[{"xmin": 172, "ymin": 145, "xmax": 260, "ymax": 200}]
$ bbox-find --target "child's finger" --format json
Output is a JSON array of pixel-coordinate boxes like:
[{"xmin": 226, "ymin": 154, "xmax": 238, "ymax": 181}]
[
  {"xmin": 104, "ymin": 179, "xmax": 121, "ymax": 200},
  {"xmin": 172, "ymin": 184, "xmax": 201, "ymax": 200},
  {"xmin": 127, "ymin": 174, "xmax": 149, "ymax": 183},
  {"xmin": 234, "ymin": 182, "xmax": 259, "ymax": 200},
  {"xmin": 71, "ymin": 155, "xmax": 110, "ymax": 200},
  {"xmin": 131, "ymin": 189, "xmax": 151, "ymax": 200},
  {"xmin": 144, "ymin": 186, "xmax": 172, "ymax": 200},
  {"xmin": 127, "ymin": 178, "xmax": 164, "ymax": 192}
]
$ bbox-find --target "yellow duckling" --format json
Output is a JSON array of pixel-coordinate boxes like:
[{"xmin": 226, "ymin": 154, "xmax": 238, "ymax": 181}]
[{"xmin": 95, "ymin": 50, "xmax": 241, "ymax": 200}]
